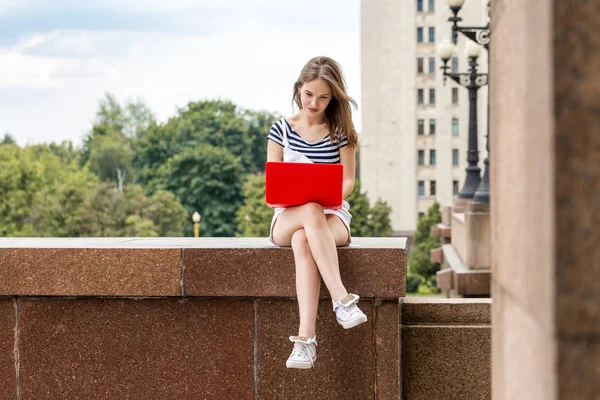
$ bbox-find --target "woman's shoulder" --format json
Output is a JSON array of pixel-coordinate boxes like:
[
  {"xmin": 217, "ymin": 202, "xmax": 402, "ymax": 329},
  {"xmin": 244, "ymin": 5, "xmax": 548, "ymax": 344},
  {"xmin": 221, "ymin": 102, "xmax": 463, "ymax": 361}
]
[
  {"xmin": 270, "ymin": 117, "xmax": 291, "ymax": 130},
  {"xmin": 268, "ymin": 118, "xmax": 288, "ymax": 142}
]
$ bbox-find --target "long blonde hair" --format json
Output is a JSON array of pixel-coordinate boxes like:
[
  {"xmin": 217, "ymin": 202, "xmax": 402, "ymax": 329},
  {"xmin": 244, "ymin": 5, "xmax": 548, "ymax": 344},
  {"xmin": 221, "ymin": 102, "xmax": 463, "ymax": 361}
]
[{"xmin": 292, "ymin": 56, "xmax": 358, "ymax": 147}]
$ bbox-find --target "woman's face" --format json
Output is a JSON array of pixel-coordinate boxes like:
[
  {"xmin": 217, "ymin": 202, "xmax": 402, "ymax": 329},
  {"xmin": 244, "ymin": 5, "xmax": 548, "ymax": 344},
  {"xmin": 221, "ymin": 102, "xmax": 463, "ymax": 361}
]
[{"xmin": 299, "ymin": 78, "xmax": 332, "ymax": 117}]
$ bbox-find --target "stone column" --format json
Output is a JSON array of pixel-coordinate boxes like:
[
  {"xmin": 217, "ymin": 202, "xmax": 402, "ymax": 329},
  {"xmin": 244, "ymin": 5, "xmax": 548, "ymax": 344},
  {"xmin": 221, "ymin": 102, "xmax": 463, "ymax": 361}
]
[{"xmin": 491, "ymin": 0, "xmax": 600, "ymax": 399}]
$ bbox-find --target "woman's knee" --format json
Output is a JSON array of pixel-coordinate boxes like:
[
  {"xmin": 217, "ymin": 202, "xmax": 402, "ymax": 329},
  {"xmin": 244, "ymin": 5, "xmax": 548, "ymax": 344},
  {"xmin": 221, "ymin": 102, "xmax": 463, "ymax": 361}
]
[
  {"xmin": 299, "ymin": 202, "xmax": 326, "ymax": 226},
  {"xmin": 291, "ymin": 229, "xmax": 309, "ymax": 252}
]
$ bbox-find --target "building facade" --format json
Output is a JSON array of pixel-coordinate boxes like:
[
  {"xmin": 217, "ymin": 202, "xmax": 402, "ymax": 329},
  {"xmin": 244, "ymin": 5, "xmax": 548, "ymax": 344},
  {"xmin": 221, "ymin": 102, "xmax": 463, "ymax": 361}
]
[{"xmin": 360, "ymin": 0, "xmax": 489, "ymax": 235}]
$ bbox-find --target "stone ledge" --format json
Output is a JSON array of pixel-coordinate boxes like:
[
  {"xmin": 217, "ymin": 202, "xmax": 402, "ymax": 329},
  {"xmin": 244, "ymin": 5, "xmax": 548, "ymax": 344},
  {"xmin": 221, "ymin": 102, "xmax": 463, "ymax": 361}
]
[
  {"xmin": 430, "ymin": 247, "xmax": 443, "ymax": 264},
  {"xmin": 401, "ymin": 298, "xmax": 491, "ymax": 325},
  {"xmin": 431, "ymin": 223, "xmax": 451, "ymax": 239},
  {"xmin": 0, "ymin": 248, "xmax": 182, "ymax": 297},
  {"xmin": 0, "ymin": 238, "xmax": 406, "ymax": 298}
]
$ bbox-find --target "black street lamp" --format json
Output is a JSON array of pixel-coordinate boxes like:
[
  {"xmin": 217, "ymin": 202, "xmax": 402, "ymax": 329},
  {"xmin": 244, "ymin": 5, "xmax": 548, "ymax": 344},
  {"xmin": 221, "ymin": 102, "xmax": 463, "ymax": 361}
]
[
  {"xmin": 447, "ymin": 0, "xmax": 491, "ymax": 49},
  {"xmin": 438, "ymin": 39, "xmax": 488, "ymax": 199},
  {"xmin": 445, "ymin": 0, "xmax": 492, "ymax": 203}
]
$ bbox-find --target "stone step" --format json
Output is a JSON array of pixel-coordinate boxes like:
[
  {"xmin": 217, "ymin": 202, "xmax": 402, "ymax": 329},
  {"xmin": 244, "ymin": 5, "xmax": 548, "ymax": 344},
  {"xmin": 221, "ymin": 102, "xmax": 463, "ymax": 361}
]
[{"xmin": 436, "ymin": 244, "xmax": 491, "ymax": 296}]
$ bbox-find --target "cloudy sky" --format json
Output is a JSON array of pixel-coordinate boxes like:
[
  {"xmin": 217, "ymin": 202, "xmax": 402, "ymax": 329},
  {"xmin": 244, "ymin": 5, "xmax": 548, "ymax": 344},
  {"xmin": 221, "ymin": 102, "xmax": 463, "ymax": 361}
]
[{"xmin": 0, "ymin": 0, "xmax": 361, "ymax": 146}]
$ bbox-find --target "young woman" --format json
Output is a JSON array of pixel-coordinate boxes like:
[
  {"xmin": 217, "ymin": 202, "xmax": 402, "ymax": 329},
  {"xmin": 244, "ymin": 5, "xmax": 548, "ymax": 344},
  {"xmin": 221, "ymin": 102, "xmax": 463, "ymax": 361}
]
[{"xmin": 267, "ymin": 56, "xmax": 367, "ymax": 369}]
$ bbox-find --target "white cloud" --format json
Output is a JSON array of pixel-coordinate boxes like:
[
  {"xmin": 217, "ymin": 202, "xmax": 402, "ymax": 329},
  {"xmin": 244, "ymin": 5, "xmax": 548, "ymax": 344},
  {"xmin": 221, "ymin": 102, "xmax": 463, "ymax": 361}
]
[{"xmin": 0, "ymin": 1, "xmax": 361, "ymax": 146}]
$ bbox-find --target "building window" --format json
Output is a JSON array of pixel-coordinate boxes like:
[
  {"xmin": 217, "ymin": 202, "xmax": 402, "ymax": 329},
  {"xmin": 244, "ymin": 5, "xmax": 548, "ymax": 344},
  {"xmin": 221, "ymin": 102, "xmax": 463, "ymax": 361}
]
[
  {"xmin": 418, "ymin": 119, "xmax": 425, "ymax": 135},
  {"xmin": 417, "ymin": 0, "xmax": 423, "ymax": 12},
  {"xmin": 417, "ymin": 27, "xmax": 424, "ymax": 43},
  {"xmin": 430, "ymin": 149, "xmax": 436, "ymax": 166},
  {"xmin": 429, "ymin": 119, "xmax": 436, "ymax": 135},
  {"xmin": 418, "ymin": 181, "xmax": 425, "ymax": 197},
  {"xmin": 430, "ymin": 180, "xmax": 437, "ymax": 196},
  {"xmin": 428, "ymin": 57, "xmax": 435, "ymax": 74},
  {"xmin": 452, "ymin": 118, "xmax": 459, "ymax": 136},
  {"xmin": 453, "ymin": 149, "xmax": 459, "ymax": 166},
  {"xmin": 418, "ymin": 89, "xmax": 424, "ymax": 105},
  {"xmin": 418, "ymin": 212, "xmax": 425, "ymax": 219},
  {"xmin": 452, "ymin": 87, "xmax": 459, "ymax": 105},
  {"xmin": 429, "ymin": 0, "xmax": 435, "ymax": 12},
  {"xmin": 417, "ymin": 58, "xmax": 424, "ymax": 74},
  {"xmin": 429, "ymin": 88, "xmax": 436, "ymax": 105},
  {"xmin": 418, "ymin": 150, "xmax": 425, "ymax": 166},
  {"xmin": 453, "ymin": 180, "xmax": 459, "ymax": 195},
  {"xmin": 429, "ymin": 27, "xmax": 435, "ymax": 43},
  {"xmin": 451, "ymin": 57, "xmax": 458, "ymax": 73}
]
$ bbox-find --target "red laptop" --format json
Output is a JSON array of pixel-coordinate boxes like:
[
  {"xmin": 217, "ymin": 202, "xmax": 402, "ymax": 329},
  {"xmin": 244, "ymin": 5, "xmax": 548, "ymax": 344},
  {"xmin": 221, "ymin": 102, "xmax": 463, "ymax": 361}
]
[{"xmin": 265, "ymin": 162, "xmax": 343, "ymax": 209}]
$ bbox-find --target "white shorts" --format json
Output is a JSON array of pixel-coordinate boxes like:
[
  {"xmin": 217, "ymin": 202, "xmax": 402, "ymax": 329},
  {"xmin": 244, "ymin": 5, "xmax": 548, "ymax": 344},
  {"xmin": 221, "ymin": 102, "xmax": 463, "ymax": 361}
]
[{"xmin": 269, "ymin": 201, "xmax": 352, "ymax": 247}]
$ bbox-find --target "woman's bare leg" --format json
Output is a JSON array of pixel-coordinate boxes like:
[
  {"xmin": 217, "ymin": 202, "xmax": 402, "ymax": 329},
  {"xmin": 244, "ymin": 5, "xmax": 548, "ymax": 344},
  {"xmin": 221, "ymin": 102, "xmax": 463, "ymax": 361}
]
[
  {"xmin": 291, "ymin": 229, "xmax": 320, "ymax": 337},
  {"xmin": 272, "ymin": 203, "xmax": 350, "ymax": 302}
]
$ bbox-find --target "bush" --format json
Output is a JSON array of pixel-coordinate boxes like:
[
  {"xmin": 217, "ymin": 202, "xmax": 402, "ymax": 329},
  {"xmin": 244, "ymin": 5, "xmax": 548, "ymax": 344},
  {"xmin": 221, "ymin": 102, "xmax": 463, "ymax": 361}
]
[
  {"xmin": 406, "ymin": 274, "xmax": 422, "ymax": 294},
  {"xmin": 408, "ymin": 202, "xmax": 442, "ymax": 281},
  {"xmin": 417, "ymin": 278, "xmax": 440, "ymax": 295}
]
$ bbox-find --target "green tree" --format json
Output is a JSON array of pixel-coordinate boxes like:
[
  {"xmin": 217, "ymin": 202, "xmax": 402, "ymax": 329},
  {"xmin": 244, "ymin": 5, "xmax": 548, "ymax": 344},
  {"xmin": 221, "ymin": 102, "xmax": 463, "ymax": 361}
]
[
  {"xmin": 151, "ymin": 144, "xmax": 243, "ymax": 237},
  {"xmin": 0, "ymin": 145, "xmax": 96, "ymax": 237},
  {"xmin": 365, "ymin": 199, "xmax": 393, "ymax": 237},
  {"xmin": 175, "ymin": 100, "xmax": 254, "ymax": 174},
  {"xmin": 28, "ymin": 152, "xmax": 96, "ymax": 237},
  {"xmin": 77, "ymin": 182, "xmax": 128, "ymax": 236},
  {"xmin": 81, "ymin": 93, "xmax": 154, "ymax": 166},
  {"xmin": 0, "ymin": 144, "xmax": 44, "ymax": 236},
  {"xmin": 77, "ymin": 183, "xmax": 188, "ymax": 237},
  {"xmin": 235, "ymin": 173, "xmax": 273, "ymax": 237},
  {"xmin": 145, "ymin": 189, "xmax": 189, "ymax": 237},
  {"xmin": 132, "ymin": 120, "xmax": 180, "ymax": 187},
  {"xmin": 346, "ymin": 180, "xmax": 393, "ymax": 237},
  {"xmin": 87, "ymin": 131, "xmax": 135, "ymax": 190},
  {"xmin": 47, "ymin": 141, "xmax": 80, "ymax": 166},
  {"xmin": 1, "ymin": 133, "xmax": 16, "ymax": 145},
  {"xmin": 345, "ymin": 179, "xmax": 371, "ymax": 237},
  {"xmin": 407, "ymin": 201, "xmax": 442, "ymax": 293},
  {"xmin": 243, "ymin": 109, "xmax": 281, "ymax": 173},
  {"xmin": 133, "ymin": 100, "xmax": 279, "ymax": 186}
]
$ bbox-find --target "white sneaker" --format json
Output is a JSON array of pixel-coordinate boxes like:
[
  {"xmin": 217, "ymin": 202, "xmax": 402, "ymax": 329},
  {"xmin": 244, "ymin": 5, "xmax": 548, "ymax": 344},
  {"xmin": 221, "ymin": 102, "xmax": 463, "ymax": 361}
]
[
  {"xmin": 333, "ymin": 293, "xmax": 368, "ymax": 329},
  {"xmin": 286, "ymin": 335, "xmax": 317, "ymax": 369}
]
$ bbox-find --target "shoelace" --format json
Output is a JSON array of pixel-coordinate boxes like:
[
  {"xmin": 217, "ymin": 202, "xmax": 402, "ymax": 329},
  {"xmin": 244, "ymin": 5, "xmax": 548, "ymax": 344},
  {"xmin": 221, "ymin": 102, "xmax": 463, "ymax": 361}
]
[
  {"xmin": 288, "ymin": 336, "xmax": 317, "ymax": 362},
  {"xmin": 333, "ymin": 294, "xmax": 363, "ymax": 320},
  {"xmin": 336, "ymin": 303, "xmax": 363, "ymax": 320}
]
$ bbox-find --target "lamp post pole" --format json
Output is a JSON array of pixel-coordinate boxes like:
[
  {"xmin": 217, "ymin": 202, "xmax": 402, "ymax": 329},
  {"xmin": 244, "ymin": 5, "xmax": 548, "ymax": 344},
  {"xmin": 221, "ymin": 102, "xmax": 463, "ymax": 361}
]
[
  {"xmin": 444, "ymin": 0, "xmax": 491, "ymax": 202},
  {"xmin": 473, "ymin": 1, "xmax": 492, "ymax": 203},
  {"xmin": 438, "ymin": 40, "xmax": 488, "ymax": 199}
]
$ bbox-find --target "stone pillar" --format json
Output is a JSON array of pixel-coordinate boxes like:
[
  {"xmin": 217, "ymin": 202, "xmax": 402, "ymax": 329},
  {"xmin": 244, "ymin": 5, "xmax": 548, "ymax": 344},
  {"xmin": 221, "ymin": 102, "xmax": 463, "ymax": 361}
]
[{"xmin": 491, "ymin": 0, "xmax": 600, "ymax": 399}]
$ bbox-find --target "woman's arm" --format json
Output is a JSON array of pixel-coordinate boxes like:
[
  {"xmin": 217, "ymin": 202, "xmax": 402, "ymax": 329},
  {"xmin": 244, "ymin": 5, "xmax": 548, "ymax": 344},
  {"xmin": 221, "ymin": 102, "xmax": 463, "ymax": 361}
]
[
  {"xmin": 267, "ymin": 140, "xmax": 284, "ymax": 162},
  {"xmin": 339, "ymin": 145, "xmax": 356, "ymax": 198}
]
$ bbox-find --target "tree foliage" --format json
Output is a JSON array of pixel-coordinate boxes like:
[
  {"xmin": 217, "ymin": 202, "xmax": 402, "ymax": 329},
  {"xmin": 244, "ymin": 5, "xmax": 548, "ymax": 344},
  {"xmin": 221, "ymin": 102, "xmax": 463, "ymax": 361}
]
[
  {"xmin": 1, "ymin": 133, "xmax": 16, "ymax": 145},
  {"xmin": 81, "ymin": 93, "xmax": 154, "ymax": 168},
  {"xmin": 150, "ymin": 144, "xmax": 243, "ymax": 237},
  {"xmin": 77, "ymin": 183, "xmax": 188, "ymax": 237},
  {"xmin": 0, "ymin": 143, "xmax": 187, "ymax": 237},
  {"xmin": 407, "ymin": 201, "xmax": 442, "ymax": 293},
  {"xmin": 87, "ymin": 131, "xmax": 135, "ymax": 190},
  {"xmin": 346, "ymin": 180, "xmax": 393, "ymax": 237},
  {"xmin": 235, "ymin": 173, "xmax": 273, "ymax": 237}
]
